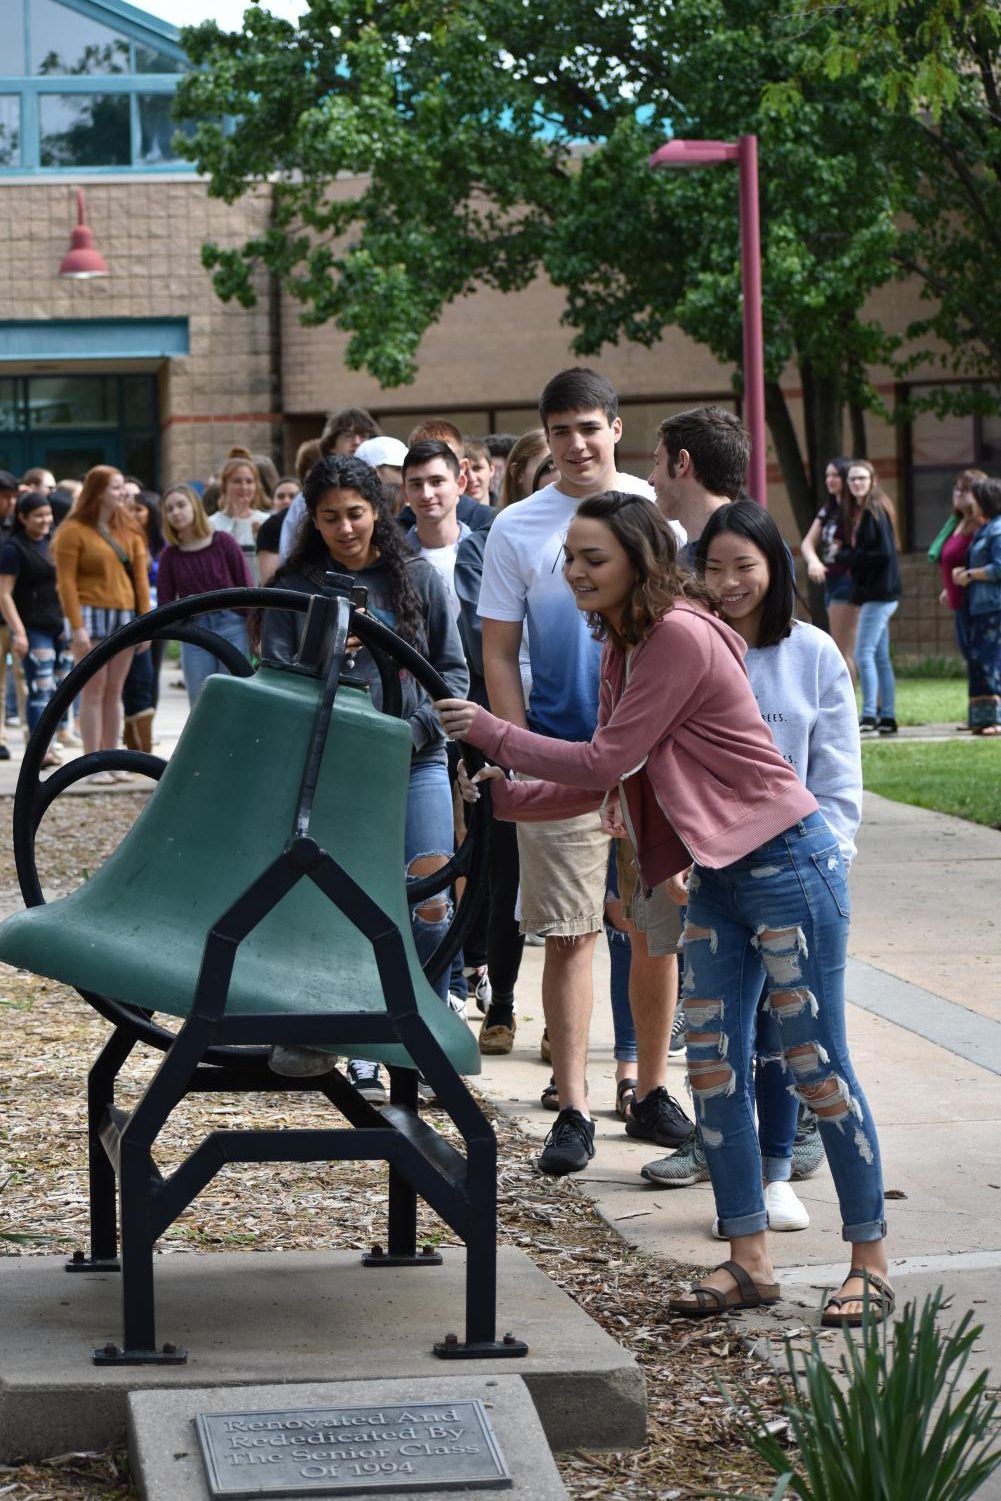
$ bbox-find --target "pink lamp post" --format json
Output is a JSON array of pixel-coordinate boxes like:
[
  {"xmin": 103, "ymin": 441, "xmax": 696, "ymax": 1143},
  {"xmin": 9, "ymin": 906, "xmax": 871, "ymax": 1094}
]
[{"xmin": 648, "ymin": 135, "xmax": 767, "ymax": 506}]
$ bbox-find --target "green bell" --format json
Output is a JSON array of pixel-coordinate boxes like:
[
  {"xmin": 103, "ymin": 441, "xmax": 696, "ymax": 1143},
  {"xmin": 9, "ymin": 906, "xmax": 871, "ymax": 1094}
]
[{"xmin": 0, "ymin": 665, "xmax": 480, "ymax": 1076}]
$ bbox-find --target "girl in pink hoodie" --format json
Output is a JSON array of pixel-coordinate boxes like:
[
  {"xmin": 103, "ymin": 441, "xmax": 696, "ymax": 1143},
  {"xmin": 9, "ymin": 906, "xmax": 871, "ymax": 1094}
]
[{"xmin": 436, "ymin": 491, "xmax": 892, "ymax": 1329}]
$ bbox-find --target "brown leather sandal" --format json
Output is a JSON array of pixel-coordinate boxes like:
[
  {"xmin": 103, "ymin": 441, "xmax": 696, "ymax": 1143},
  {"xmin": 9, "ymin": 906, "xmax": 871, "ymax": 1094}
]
[
  {"xmin": 821, "ymin": 1267, "xmax": 895, "ymax": 1329},
  {"xmin": 669, "ymin": 1260, "xmax": 781, "ymax": 1319},
  {"xmin": 616, "ymin": 1077, "xmax": 638, "ymax": 1120}
]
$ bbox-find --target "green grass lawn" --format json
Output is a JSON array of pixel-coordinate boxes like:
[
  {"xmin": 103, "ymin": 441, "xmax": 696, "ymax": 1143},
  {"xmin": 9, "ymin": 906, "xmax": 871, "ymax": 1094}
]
[
  {"xmin": 862, "ymin": 677, "xmax": 967, "ymax": 726},
  {"xmin": 862, "ymin": 739, "xmax": 1001, "ymax": 828}
]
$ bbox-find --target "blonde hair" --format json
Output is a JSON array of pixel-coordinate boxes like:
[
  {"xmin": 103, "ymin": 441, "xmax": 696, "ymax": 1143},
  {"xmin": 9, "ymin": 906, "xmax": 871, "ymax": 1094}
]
[
  {"xmin": 219, "ymin": 457, "xmax": 266, "ymax": 515},
  {"xmin": 161, "ymin": 484, "xmax": 211, "ymax": 545}
]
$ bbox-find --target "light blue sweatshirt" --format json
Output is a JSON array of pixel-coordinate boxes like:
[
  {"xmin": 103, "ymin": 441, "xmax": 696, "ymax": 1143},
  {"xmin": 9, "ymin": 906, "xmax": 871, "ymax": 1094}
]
[{"xmin": 744, "ymin": 620, "xmax": 862, "ymax": 864}]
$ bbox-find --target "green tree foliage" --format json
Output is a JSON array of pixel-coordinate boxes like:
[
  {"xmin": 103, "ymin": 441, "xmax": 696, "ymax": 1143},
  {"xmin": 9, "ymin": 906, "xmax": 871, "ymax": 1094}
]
[
  {"xmin": 791, "ymin": 1, "xmax": 1001, "ymax": 421},
  {"xmin": 174, "ymin": 0, "xmax": 916, "ymax": 529}
]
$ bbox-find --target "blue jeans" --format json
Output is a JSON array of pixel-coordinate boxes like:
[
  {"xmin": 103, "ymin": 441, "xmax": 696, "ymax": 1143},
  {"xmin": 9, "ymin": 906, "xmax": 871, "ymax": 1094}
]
[
  {"xmin": 405, "ymin": 756, "xmax": 455, "ymax": 1004},
  {"xmin": 24, "ymin": 628, "xmax": 72, "ymax": 734},
  {"xmin": 605, "ymin": 848, "xmax": 637, "ymax": 1064},
  {"xmin": 180, "ymin": 610, "xmax": 250, "ymax": 707},
  {"xmin": 855, "ymin": 599, "xmax": 898, "ymax": 720},
  {"xmin": 754, "ymin": 997, "xmax": 798, "ymax": 1183},
  {"xmin": 683, "ymin": 812, "xmax": 885, "ymax": 1243}
]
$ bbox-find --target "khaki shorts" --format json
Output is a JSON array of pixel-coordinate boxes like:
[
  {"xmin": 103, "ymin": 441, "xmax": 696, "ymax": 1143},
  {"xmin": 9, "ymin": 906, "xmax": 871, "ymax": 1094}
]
[
  {"xmin": 615, "ymin": 839, "xmax": 683, "ymax": 958},
  {"xmin": 515, "ymin": 792, "xmax": 608, "ymax": 937}
]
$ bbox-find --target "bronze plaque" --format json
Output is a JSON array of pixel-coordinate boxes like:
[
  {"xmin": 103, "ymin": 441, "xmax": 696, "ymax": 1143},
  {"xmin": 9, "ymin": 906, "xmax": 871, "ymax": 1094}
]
[{"xmin": 196, "ymin": 1399, "xmax": 512, "ymax": 1497}]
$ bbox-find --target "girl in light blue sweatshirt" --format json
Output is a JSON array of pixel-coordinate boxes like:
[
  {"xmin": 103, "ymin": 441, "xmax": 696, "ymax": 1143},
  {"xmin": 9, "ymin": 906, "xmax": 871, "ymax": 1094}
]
[{"xmin": 644, "ymin": 500, "xmax": 862, "ymax": 1236}]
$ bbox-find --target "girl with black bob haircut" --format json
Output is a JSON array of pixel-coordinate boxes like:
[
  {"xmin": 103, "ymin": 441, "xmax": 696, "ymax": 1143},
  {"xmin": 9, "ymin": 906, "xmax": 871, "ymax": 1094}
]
[
  {"xmin": 695, "ymin": 495, "xmax": 796, "ymax": 648},
  {"xmin": 646, "ymin": 500, "xmax": 862, "ymax": 1233},
  {"xmin": 261, "ymin": 454, "xmax": 469, "ymax": 1101}
]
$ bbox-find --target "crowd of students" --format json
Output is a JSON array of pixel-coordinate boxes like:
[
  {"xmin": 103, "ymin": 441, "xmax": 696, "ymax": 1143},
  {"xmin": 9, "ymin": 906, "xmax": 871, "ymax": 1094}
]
[{"xmin": 15, "ymin": 365, "xmax": 997, "ymax": 1325}]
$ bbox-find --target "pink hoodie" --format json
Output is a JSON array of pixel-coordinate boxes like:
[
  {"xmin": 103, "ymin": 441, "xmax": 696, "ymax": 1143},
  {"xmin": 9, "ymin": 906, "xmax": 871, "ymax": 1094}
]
[{"xmin": 464, "ymin": 602, "xmax": 818, "ymax": 887}]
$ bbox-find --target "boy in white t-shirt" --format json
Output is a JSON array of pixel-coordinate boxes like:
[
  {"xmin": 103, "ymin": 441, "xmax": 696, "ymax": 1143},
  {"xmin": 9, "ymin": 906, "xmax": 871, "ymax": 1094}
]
[
  {"xmin": 401, "ymin": 440, "xmax": 470, "ymax": 619},
  {"xmin": 478, "ymin": 367, "xmax": 690, "ymax": 1175}
]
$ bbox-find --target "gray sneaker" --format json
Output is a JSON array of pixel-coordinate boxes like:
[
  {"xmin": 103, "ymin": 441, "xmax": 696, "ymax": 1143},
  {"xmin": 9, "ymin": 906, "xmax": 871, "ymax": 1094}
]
[
  {"xmin": 641, "ymin": 1130, "xmax": 709, "ymax": 1187},
  {"xmin": 790, "ymin": 1108, "xmax": 824, "ymax": 1180}
]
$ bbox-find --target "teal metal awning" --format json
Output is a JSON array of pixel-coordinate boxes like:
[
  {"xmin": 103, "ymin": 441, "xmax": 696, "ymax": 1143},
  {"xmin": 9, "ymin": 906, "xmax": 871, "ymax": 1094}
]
[{"xmin": 0, "ymin": 318, "xmax": 189, "ymax": 361}]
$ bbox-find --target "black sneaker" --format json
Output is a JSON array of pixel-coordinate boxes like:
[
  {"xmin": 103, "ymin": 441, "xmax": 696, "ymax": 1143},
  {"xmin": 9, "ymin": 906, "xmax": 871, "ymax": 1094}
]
[
  {"xmin": 346, "ymin": 1058, "xmax": 387, "ymax": 1104},
  {"xmin": 0, "ymin": 745, "xmax": 9, "ymax": 761},
  {"xmin": 668, "ymin": 1009, "xmax": 686, "ymax": 1056},
  {"xmin": 877, "ymin": 717, "xmax": 898, "ymax": 735},
  {"xmin": 858, "ymin": 716, "xmax": 878, "ymax": 735},
  {"xmin": 625, "ymin": 1086, "xmax": 694, "ymax": 1148},
  {"xmin": 539, "ymin": 1108, "xmax": 596, "ymax": 1175}
]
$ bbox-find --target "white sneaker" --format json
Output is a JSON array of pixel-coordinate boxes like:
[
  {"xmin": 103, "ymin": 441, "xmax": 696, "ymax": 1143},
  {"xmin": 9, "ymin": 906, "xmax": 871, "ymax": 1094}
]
[
  {"xmin": 447, "ymin": 990, "xmax": 469, "ymax": 1020},
  {"xmin": 765, "ymin": 1179, "xmax": 810, "ymax": 1231},
  {"xmin": 711, "ymin": 1181, "xmax": 810, "ymax": 1239}
]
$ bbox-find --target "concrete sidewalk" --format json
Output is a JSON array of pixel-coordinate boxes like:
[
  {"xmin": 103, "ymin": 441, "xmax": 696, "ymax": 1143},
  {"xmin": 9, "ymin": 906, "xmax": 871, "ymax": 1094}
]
[
  {"xmin": 3, "ymin": 675, "xmax": 1000, "ymax": 1485},
  {"xmin": 474, "ymin": 790, "xmax": 1001, "ymax": 1493}
]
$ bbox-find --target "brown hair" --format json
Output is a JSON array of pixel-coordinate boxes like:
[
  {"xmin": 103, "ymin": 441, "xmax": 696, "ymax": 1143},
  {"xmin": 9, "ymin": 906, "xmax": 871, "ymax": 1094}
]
[
  {"xmin": 161, "ymin": 484, "xmax": 212, "ymax": 545},
  {"xmin": 571, "ymin": 492, "xmax": 718, "ymax": 647},
  {"xmin": 406, "ymin": 418, "xmax": 465, "ymax": 458},
  {"xmin": 319, "ymin": 406, "xmax": 379, "ymax": 455},
  {"xmin": 500, "ymin": 428, "xmax": 550, "ymax": 508},
  {"xmin": 846, "ymin": 459, "xmax": 901, "ymax": 546},
  {"xmin": 295, "ymin": 438, "xmax": 323, "ymax": 487},
  {"xmin": 72, "ymin": 465, "xmax": 140, "ymax": 540}
]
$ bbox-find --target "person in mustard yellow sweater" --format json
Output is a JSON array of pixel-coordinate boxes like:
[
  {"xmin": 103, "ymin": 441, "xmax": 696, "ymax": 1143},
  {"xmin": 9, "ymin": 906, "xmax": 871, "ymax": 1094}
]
[{"xmin": 51, "ymin": 466, "xmax": 151, "ymax": 783}]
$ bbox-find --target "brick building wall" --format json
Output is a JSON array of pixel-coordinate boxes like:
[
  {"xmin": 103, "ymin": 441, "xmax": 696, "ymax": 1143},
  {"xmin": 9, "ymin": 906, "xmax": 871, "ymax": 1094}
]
[{"xmin": 0, "ymin": 178, "xmax": 278, "ymax": 485}]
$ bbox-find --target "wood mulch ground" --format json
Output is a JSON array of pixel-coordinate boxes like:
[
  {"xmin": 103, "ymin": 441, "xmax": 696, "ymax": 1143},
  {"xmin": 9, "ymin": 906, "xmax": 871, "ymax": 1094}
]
[{"xmin": 0, "ymin": 794, "xmax": 790, "ymax": 1500}]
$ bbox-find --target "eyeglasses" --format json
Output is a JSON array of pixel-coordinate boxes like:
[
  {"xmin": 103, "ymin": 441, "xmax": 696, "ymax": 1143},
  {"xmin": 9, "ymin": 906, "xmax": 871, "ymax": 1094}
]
[{"xmin": 847, "ymin": 474, "xmax": 871, "ymax": 484}]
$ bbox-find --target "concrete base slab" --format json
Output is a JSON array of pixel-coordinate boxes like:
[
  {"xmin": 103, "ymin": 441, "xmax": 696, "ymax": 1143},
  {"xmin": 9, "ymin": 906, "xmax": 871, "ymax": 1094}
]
[
  {"xmin": 129, "ymin": 1375, "xmax": 567, "ymax": 1501},
  {"xmin": 0, "ymin": 1248, "xmax": 644, "ymax": 1462}
]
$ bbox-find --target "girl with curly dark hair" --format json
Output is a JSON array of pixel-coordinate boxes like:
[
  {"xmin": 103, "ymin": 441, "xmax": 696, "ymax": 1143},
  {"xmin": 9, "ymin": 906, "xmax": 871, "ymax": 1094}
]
[
  {"xmin": 436, "ymin": 490, "xmax": 891, "ymax": 1330},
  {"xmin": 261, "ymin": 456, "xmax": 469, "ymax": 1100}
]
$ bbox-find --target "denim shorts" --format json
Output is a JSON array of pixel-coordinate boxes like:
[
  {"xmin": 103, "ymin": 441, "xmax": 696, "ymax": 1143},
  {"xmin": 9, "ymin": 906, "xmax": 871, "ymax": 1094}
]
[{"xmin": 823, "ymin": 573, "xmax": 854, "ymax": 606}]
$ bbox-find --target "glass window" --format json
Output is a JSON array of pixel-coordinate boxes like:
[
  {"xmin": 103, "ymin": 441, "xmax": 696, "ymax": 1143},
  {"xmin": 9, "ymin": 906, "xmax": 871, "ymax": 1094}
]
[
  {"xmin": 39, "ymin": 92, "xmax": 130, "ymax": 167},
  {"xmin": 134, "ymin": 44, "xmax": 185, "ymax": 75},
  {"xmin": 980, "ymin": 412, "xmax": 1001, "ymax": 468},
  {"xmin": 123, "ymin": 434, "xmax": 155, "ymax": 487},
  {"xmin": 29, "ymin": 377, "xmax": 118, "ymax": 429},
  {"xmin": 909, "ymin": 406, "xmax": 974, "ymax": 468},
  {"xmin": 137, "ymin": 94, "xmax": 194, "ymax": 164},
  {"xmin": 31, "ymin": 0, "xmax": 130, "ymax": 75},
  {"xmin": 910, "ymin": 470, "xmax": 957, "ymax": 552},
  {"xmin": 0, "ymin": 96, "xmax": 20, "ymax": 168},
  {"xmin": 4, "ymin": 3, "xmax": 26, "ymax": 75},
  {"xmin": 122, "ymin": 375, "xmax": 155, "ymax": 429},
  {"xmin": 0, "ymin": 378, "xmax": 25, "ymax": 433}
]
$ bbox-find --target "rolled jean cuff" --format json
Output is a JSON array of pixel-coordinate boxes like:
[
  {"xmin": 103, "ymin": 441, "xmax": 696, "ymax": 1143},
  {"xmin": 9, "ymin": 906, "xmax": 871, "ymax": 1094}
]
[
  {"xmin": 841, "ymin": 1218, "xmax": 887, "ymax": 1243},
  {"xmin": 614, "ymin": 1046, "xmax": 639, "ymax": 1064},
  {"xmin": 762, "ymin": 1154, "xmax": 792, "ymax": 1184},
  {"xmin": 716, "ymin": 1210, "xmax": 768, "ymax": 1238}
]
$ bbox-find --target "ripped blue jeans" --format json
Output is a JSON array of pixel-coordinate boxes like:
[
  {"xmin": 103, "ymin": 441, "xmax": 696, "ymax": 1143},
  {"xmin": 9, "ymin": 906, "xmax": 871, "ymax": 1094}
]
[
  {"xmin": 24, "ymin": 627, "xmax": 72, "ymax": 735},
  {"xmin": 405, "ymin": 756, "xmax": 455, "ymax": 1003},
  {"xmin": 682, "ymin": 811, "xmax": 885, "ymax": 1243}
]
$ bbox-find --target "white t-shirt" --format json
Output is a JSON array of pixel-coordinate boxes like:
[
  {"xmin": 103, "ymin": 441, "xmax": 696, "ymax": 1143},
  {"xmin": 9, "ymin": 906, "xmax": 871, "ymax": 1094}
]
[
  {"xmin": 478, "ymin": 476, "xmax": 683, "ymax": 740},
  {"xmin": 407, "ymin": 521, "xmax": 470, "ymax": 621}
]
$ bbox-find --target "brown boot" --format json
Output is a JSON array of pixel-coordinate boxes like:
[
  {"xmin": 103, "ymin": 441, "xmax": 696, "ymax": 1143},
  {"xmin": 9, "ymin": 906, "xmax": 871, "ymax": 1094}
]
[
  {"xmin": 135, "ymin": 708, "xmax": 155, "ymax": 754},
  {"xmin": 122, "ymin": 715, "xmax": 140, "ymax": 751}
]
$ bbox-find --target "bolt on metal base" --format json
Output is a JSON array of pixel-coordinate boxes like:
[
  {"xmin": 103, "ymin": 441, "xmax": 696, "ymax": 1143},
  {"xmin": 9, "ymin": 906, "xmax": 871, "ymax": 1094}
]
[
  {"xmin": 362, "ymin": 1243, "xmax": 443, "ymax": 1267},
  {"xmin": 433, "ymin": 1331, "xmax": 528, "ymax": 1359}
]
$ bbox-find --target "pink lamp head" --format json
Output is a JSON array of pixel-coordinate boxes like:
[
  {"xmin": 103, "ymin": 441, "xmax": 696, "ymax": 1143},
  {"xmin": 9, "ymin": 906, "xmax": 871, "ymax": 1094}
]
[{"xmin": 59, "ymin": 189, "xmax": 109, "ymax": 279}]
